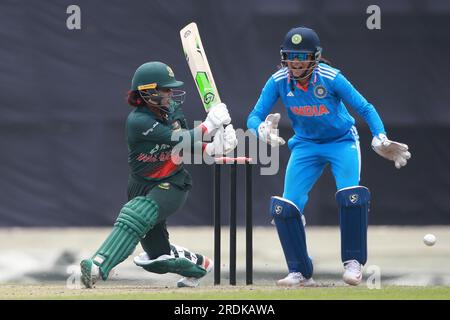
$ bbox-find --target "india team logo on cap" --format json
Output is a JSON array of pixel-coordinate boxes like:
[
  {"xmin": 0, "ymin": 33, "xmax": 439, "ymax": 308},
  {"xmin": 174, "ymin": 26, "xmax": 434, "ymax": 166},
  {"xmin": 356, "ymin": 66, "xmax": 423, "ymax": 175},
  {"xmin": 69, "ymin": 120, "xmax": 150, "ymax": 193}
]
[
  {"xmin": 314, "ymin": 85, "xmax": 327, "ymax": 99},
  {"xmin": 291, "ymin": 34, "xmax": 302, "ymax": 45},
  {"xmin": 167, "ymin": 66, "xmax": 175, "ymax": 77}
]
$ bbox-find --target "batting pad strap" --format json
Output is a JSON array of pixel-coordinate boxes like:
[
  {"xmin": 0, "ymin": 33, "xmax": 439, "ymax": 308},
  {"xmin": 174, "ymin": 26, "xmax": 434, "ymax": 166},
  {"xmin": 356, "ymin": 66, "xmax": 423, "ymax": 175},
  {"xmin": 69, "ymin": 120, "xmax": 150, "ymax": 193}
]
[
  {"xmin": 116, "ymin": 196, "xmax": 159, "ymax": 238},
  {"xmin": 336, "ymin": 186, "xmax": 370, "ymax": 265}
]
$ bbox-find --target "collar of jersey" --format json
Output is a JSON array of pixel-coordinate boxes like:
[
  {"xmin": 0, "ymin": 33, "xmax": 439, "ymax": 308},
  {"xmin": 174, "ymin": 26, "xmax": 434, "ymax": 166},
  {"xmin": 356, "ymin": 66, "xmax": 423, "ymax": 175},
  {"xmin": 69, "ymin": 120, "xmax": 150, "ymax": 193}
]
[
  {"xmin": 289, "ymin": 68, "xmax": 318, "ymax": 92},
  {"xmin": 289, "ymin": 76, "xmax": 311, "ymax": 92}
]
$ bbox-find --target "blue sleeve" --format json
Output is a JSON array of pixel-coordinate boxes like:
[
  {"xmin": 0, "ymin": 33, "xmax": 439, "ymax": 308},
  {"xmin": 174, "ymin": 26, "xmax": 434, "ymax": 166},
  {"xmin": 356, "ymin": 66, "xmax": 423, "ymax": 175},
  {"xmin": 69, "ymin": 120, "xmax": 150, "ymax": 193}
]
[
  {"xmin": 246, "ymin": 77, "xmax": 280, "ymax": 135},
  {"xmin": 333, "ymin": 73, "xmax": 386, "ymax": 137}
]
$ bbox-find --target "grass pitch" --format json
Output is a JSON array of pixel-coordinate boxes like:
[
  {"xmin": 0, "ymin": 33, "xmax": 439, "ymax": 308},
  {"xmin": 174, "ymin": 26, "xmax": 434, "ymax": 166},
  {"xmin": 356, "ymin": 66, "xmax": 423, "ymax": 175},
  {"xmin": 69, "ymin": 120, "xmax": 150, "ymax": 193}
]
[{"xmin": 1, "ymin": 284, "xmax": 449, "ymax": 300}]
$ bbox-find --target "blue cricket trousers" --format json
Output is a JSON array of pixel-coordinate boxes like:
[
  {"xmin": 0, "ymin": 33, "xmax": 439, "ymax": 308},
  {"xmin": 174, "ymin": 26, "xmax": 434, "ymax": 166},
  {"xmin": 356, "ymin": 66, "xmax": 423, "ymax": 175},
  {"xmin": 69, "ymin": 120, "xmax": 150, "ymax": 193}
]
[{"xmin": 283, "ymin": 126, "xmax": 361, "ymax": 212}]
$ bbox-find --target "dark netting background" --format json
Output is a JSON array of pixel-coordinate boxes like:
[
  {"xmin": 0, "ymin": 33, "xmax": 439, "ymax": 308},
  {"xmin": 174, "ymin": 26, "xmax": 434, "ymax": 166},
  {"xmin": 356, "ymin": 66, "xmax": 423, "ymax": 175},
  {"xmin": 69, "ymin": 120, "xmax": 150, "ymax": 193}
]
[{"xmin": 1, "ymin": 0, "xmax": 449, "ymax": 226}]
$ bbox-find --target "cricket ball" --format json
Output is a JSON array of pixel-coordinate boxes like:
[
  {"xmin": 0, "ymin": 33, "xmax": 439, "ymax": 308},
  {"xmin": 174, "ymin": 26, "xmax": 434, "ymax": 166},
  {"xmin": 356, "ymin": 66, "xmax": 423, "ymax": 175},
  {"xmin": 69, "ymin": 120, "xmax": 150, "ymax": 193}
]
[{"xmin": 423, "ymin": 234, "xmax": 436, "ymax": 246}]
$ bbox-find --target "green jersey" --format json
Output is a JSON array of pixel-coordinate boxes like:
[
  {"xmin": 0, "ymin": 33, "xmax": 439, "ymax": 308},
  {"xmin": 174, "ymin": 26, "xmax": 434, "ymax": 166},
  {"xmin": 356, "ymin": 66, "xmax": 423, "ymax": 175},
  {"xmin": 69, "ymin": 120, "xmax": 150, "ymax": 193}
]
[{"xmin": 126, "ymin": 103, "xmax": 202, "ymax": 182}]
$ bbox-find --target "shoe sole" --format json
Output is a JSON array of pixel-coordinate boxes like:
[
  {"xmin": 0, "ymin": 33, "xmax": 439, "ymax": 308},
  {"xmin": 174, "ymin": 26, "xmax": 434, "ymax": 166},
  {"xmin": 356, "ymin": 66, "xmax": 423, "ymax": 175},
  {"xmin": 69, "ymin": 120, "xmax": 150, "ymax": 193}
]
[
  {"xmin": 343, "ymin": 274, "xmax": 362, "ymax": 286},
  {"xmin": 177, "ymin": 280, "xmax": 199, "ymax": 288},
  {"xmin": 80, "ymin": 259, "xmax": 94, "ymax": 289},
  {"xmin": 276, "ymin": 278, "xmax": 316, "ymax": 287}
]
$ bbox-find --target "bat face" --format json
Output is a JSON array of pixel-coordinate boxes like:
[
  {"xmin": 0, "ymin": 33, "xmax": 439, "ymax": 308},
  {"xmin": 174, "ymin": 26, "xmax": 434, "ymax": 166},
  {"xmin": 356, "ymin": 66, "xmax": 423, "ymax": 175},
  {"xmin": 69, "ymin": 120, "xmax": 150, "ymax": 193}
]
[{"xmin": 180, "ymin": 22, "xmax": 221, "ymax": 113}]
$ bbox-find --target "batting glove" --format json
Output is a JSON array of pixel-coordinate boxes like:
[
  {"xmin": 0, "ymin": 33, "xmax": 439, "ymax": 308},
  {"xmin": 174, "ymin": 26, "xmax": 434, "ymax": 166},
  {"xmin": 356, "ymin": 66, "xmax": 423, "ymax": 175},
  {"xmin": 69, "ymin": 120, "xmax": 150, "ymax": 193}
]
[
  {"xmin": 205, "ymin": 125, "xmax": 238, "ymax": 156},
  {"xmin": 202, "ymin": 103, "xmax": 231, "ymax": 133}
]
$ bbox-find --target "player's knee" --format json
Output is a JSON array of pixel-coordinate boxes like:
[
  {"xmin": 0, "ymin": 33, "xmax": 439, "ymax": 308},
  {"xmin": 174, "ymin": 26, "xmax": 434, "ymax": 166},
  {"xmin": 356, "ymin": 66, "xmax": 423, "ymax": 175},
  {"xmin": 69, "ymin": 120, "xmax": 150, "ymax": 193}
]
[
  {"xmin": 115, "ymin": 196, "xmax": 160, "ymax": 238},
  {"xmin": 336, "ymin": 186, "xmax": 370, "ymax": 207},
  {"xmin": 336, "ymin": 176, "xmax": 360, "ymax": 191},
  {"xmin": 281, "ymin": 193, "xmax": 306, "ymax": 213},
  {"xmin": 270, "ymin": 196, "xmax": 306, "ymax": 227},
  {"xmin": 271, "ymin": 196, "xmax": 302, "ymax": 219}
]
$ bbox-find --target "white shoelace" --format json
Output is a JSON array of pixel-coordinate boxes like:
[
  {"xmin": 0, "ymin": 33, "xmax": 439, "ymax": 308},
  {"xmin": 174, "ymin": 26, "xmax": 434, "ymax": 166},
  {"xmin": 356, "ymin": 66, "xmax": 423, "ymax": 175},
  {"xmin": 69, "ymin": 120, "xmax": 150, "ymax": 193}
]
[
  {"xmin": 288, "ymin": 272, "xmax": 305, "ymax": 280},
  {"xmin": 344, "ymin": 260, "xmax": 361, "ymax": 273}
]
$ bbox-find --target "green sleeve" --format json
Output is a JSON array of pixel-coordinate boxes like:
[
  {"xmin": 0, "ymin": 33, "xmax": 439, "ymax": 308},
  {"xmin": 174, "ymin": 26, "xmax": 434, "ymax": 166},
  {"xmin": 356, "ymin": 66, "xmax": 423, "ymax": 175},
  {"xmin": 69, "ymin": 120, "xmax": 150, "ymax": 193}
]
[
  {"xmin": 171, "ymin": 104, "xmax": 190, "ymax": 130},
  {"xmin": 127, "ymin": 112, "xmax": 202, "ymax": 147},
  {"xmin": 171, "ymin": 105, "xmax": 206, "ymax": 154}
]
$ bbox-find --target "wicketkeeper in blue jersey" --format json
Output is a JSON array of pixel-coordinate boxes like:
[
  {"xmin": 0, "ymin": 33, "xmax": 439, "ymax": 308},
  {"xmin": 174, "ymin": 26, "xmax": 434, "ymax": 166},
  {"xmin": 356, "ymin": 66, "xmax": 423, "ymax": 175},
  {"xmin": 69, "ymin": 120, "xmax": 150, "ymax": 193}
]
[{"xmin": 247, "ymin": 27, "xmax": 411, "ymax": 286}]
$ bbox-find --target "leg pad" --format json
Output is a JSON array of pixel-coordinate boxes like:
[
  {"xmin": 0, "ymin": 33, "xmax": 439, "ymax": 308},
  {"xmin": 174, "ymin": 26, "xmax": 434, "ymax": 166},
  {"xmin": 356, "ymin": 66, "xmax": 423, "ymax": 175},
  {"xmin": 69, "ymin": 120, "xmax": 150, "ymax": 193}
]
[
  {"xmin": 134, "ymin": 244, "xmax": 208, "ymax": 278},
  {"xmin": 93, "ymin": 196, "xmax": 159, "ymax": 280},
  {"xmin": 336, "ymin": 186, "xmax": 370, "ymax": 265},
  {"xmin": 270, "ymin": 196, "xmax": 313, "ymax": 278}
]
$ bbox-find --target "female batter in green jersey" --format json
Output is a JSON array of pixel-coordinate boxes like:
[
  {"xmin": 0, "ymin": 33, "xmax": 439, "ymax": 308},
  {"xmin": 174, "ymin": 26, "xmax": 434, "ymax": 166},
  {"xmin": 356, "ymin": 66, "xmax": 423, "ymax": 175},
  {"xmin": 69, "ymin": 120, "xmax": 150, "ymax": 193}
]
[{"xmin": 80, "ymin": 61, "xmax": 237, "ymax": 288}]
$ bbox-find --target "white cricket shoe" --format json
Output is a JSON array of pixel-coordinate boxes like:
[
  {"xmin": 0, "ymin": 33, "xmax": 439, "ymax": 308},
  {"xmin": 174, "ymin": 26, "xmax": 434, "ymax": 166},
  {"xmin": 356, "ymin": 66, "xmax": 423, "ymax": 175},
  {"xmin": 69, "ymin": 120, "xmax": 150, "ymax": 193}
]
[
  {"xmin": 276, "ymin": 272, "xmax": 315, "ymax": 287},
  {"xmin": 177, "ymin": 256, "xmax": 214, "ymax": 288},
  {"xmin": 343, "ymin": 260, "xmax": 363, "ymax": 286}
]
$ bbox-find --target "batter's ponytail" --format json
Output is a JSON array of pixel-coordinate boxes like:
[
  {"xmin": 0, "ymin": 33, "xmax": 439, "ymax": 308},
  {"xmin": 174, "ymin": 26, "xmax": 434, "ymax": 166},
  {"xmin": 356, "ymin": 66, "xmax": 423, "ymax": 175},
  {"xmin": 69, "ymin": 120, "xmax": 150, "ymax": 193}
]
[{"xmin": 127, "ymin": 90, "xmax": 146, "ymax": 107}]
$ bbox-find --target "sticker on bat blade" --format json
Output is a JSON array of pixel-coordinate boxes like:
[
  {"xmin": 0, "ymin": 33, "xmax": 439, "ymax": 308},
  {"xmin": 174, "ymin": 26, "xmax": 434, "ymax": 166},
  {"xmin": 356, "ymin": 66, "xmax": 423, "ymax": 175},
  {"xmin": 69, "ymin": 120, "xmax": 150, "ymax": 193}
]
[
  {"xmin": 203, "ymin": 92, "xmax": 215, "ymax": 105},
  {"xmin": 195, "ymin": 38, "xmax": 203, "ymax": 58},
  {"xmin": 195, "ymin": 71, "xmax": 216, "ymax": 110},
  {"xmin": 183, "ymin": 30, "xmax": 191, "ymax": 38}
]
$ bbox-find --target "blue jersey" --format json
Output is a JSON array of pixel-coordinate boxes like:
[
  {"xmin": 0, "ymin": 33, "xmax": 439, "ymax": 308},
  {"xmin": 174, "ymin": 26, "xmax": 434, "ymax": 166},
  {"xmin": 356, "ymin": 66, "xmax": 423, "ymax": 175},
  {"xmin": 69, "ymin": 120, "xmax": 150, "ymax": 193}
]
[{"xmin": 247, "ymin": 63, "xmax": 386, "ymax": 142}]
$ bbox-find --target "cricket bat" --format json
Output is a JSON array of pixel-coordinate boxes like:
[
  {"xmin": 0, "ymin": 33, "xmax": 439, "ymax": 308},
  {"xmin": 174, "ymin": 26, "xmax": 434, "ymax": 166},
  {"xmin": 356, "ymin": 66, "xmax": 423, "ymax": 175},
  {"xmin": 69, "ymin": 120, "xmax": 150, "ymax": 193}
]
[{"xmin": 180, "ymin": 22, "xmax": 221, "ymax": 113}]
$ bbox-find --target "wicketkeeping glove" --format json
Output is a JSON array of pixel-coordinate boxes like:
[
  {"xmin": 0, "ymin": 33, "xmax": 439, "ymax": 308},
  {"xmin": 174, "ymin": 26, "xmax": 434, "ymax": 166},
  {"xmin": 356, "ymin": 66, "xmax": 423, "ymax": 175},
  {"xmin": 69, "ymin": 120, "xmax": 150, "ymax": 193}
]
[
  {"xmin": 257, "ymin": 113, "xmax": 286, "ymax": 147},
  {"xmin": 371, "ymin": 133, "xmax": 411, "ymax": 169}
]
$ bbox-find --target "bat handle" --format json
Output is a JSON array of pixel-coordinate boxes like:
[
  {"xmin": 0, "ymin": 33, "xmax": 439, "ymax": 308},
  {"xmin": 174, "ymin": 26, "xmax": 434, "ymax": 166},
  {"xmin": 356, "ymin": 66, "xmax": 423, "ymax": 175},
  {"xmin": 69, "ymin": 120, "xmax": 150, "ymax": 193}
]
[{"xmin": 218, "ymin": 125, "xmax": 228, "ymax": 155}]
